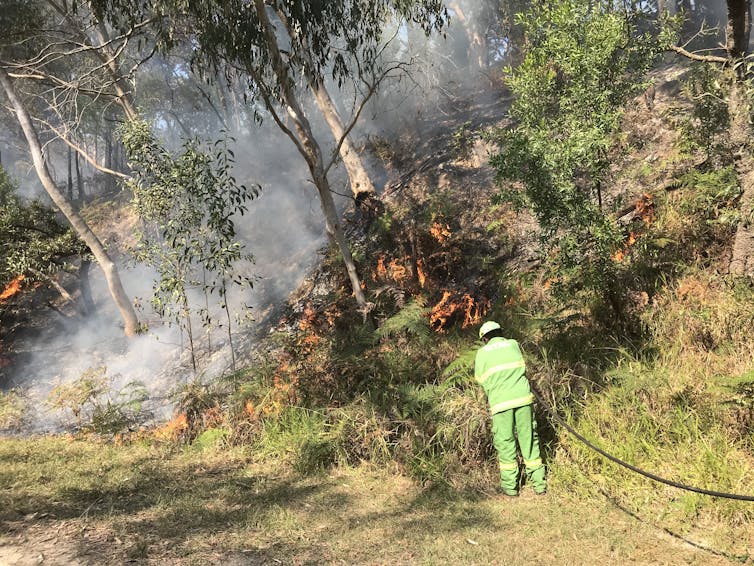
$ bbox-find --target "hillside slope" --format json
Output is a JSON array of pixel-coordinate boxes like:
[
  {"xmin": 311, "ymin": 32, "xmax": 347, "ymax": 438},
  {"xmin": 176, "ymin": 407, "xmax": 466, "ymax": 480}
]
[{"xmin": 2, "ymin": 63, "xmax": 754, "ymax": 564}]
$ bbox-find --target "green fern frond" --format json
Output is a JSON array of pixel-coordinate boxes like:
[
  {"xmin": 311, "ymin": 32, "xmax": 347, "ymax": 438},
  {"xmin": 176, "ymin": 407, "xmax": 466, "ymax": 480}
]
[
  {"xmin": 441, "ymin": 346, "xmax": 479, "ymax": 389},
  {"xmin": 376, "ymin": 298, "xmax": 430, "ymax": 341}
]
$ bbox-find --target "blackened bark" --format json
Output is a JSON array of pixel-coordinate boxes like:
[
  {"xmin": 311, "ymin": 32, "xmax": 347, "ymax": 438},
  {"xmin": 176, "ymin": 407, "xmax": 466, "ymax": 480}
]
[{"xmin": 727, "ymin": 0, "xmax": 752, "ymax": 58}]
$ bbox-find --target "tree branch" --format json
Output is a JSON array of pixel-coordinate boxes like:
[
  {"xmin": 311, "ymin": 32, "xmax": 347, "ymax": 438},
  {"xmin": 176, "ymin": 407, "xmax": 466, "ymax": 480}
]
[
  {"xmin": 35, "ymin": 116, "xmax": 129, "ymax": 179},
  {"xmin": 669, "ymin": 44, "xmax": 728, "ymax": 64}
]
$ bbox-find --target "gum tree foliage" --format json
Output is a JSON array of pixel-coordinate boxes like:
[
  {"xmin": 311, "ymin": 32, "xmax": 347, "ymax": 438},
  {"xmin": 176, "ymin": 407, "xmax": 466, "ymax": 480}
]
[
  {"xmin": 89, "ymin": 0, "xmax": 447, "ymax": 312},
  {"xmin": 0, "ymin": 165, "xmax": 87, "ymax": 294},
  {"xmin": 122, "ymin": 120, "xmax": 258, "ymax": 372},
  {"xmin": 90, "ymin": 0, "xmax": 446, "ymax": 83},
  {"xmin": 490, "ymin": 0, "xmax": 661, "ymax": 314}
]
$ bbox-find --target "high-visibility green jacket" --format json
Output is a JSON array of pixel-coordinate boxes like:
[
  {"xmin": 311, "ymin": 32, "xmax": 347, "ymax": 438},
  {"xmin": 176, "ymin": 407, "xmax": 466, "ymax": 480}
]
[{"xmin": 474, "ymin": 337, "xmax": 533, "ymax": 415}]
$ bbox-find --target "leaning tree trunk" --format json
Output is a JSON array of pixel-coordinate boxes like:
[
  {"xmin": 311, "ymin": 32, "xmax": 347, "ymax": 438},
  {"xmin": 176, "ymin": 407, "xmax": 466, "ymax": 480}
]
[
  {"xmin": 0, "ymin": 67, "xmax": 139, "ymax": 335},
  {"xmin": 253, "ymin": 0, "xmax": 368, "ymax": 309},
  {"xmin": 311, "ymin": 81, "xmax": 376, "ymax": 200},
  {"xmin": 274, "ymin": 9, "xmax": 376, "ymax": 201}
]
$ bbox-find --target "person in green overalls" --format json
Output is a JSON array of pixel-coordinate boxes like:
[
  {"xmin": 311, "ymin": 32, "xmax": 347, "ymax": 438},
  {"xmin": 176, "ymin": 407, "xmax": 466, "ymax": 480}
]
[{"xmin": 475, "ymin": 321, "xmax": 547, "ymax": 496}]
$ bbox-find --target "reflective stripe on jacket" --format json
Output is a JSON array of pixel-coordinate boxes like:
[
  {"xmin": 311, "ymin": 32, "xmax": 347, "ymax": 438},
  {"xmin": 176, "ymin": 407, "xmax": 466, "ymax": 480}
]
[{"xmin": 474, "ymin": 337, "xmax": 533, "ymax": 414}]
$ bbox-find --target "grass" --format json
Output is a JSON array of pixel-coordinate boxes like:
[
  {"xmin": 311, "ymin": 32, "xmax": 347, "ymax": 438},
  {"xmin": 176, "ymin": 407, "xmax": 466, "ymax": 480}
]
[{"xmin": 0, "ymin": 435, "xmax": 742, "ymax": 565}]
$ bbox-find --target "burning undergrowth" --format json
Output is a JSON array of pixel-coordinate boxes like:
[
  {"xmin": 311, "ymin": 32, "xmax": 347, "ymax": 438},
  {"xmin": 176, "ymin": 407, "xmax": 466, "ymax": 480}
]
[{"xmin": 2, "ymin": 82, "xmax": 523, "ymax": 487}]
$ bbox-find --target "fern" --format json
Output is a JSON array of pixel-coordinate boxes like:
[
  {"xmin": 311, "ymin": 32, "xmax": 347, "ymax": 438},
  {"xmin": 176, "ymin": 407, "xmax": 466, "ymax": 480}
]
[
  {"xmin": 376, "ymin": 298, "xmax": 430, "ymax": 342},
  {"xmin": 441, "ymin": 345, "xmax": 479, "ymax": 389},
  {"xmin": 373, "ymin": 285, "xmax": 407, "ymax": 310}
]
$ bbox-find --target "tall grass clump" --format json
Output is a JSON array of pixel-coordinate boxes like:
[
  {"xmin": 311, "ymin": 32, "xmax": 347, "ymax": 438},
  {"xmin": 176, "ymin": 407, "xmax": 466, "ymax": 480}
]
[
  {"xmin": 644, "ymin": 269, "xmax": 754, "ymax": 377},
  {"xmin": 254, "ymin": 407, "xmax": 336, "ymax": 475},
  {"xmin": 550, "ymin": 320, "xmax": 754, "ymax": 547}
]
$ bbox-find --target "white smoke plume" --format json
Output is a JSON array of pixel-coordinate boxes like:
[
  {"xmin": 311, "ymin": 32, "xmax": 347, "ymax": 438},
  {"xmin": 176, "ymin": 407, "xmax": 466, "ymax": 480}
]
[{"xmin": 0, "ymin": 9, "xmax": 493, "ymax": 432}]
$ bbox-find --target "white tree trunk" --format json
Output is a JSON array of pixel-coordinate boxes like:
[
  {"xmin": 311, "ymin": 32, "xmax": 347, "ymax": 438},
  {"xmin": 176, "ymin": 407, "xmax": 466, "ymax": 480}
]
[
  {"xmin": 311, "ymin": 81, "xmax": 376, "ymax": 199},
  {"xmin": 729, "ymin": 79, "xmax": 754, "ymax": 277},
  {"xmin": 0, "ymin": 67, "xmax": 139, "ymax": 335},
  {"xmin": 253, "ymin": 0, "xmax": 368, "ymax": 309}
]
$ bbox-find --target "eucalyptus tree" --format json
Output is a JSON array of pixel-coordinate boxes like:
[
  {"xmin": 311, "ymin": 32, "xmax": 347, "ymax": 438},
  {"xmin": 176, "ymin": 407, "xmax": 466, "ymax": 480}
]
[
  {"xmin": 90, "ymin": 0, "xmax": 447, "ymax": 311},
  {"xmin": 0, "ymin": 0, "xmax": 148, "ymax": 335}
]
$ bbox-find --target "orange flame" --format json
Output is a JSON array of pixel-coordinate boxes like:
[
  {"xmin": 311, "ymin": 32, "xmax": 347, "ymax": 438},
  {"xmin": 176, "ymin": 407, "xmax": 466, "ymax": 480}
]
[
  {"xmin": 374, "ymin": 255, "xmax": 414, "ymax": 284},
  {"xmin": 462, "ymin": 293, "xmax": 489, "ymax": 328},
  {"xmin": 613, "ymin": 231, "xmax": 639, "ymax": 263},
  {"xmin": 302, "ymin": 333, "xmax": 321, "ymax": 347},
  {"xmin": 636, "ymin": 194, "xmax": 654, "ymax": 227},
  {"xmin": 244, "ymin": 399, "xmax": 256, "ymax": 418},
  {"xmin": 298, "ymin": 306, "xmax": 321, "ymax": 350},
  {"xmin": 375, "ymin": 255, "xmax": 387, "ymax": 281},
  {"xmin": 154, "ymin": 413, "xmax": 188, "ymax": 441},
  {"xmin": 388, "ymin": 258, "xmax": 407, "ymax": 283},
  {"xmin": 324, "ymin": 305, "xmax": 339, "ymax": 327},
  {"xmin": 300, "ymin": 303, "xmax": 317, "ymax": 331},
  {"xmin": 430, "ymin": 291, "xmax": 489, "ymax": 332},
  {"xmin": 417, "ymin": 259, "xmax": 427, "ymax": 288},
  {"xmin": 0, "ymin": 275, "xmax": 25, "ymax": 302},
  {"xmin": 430, "ymin": 222, "xmax": 451, "ymax": 244},
  {"xmin": 430, "ymin": 291, "xmax": 453, "ymax": 331}
]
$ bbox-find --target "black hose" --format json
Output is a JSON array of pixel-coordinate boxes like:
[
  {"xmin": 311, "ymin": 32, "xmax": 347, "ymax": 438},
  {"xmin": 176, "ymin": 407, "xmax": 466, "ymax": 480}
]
[{"xmin": 531, "ymin": 386, "xmax": 754, "ymax": 502}]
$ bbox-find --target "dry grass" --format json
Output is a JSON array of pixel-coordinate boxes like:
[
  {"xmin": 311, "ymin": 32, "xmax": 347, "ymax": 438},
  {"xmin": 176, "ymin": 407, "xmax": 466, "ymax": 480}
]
[{"xmin": 0, "ymin": 435, "xmax": 742, "ymax": 565}]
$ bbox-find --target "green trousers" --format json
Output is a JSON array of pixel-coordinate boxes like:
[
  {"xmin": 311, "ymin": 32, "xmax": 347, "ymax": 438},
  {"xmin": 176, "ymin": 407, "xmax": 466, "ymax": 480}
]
[{"xmin": 491, "ymin": 404, "xmax": 546, "ymax": 495}]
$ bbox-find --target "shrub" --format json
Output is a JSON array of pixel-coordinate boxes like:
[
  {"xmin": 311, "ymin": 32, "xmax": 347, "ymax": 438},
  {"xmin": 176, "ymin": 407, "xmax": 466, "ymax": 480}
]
[
  {"xmin": 490, "ymin": 0, "xmax": 661, "ymax": 316},
  {"xmin": 0, "ymin": 389, "xmax": 27, "ymax": 430},
  {"xmin": 47, "ymin": 367, "xmax": 148, "ymax": 433}
]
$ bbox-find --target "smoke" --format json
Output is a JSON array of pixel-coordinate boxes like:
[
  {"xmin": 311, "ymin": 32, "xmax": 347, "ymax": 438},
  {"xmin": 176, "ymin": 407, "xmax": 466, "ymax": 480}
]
[{"xmin": 0, "ymin": 9, "xmax": 494, "ymax": 433}]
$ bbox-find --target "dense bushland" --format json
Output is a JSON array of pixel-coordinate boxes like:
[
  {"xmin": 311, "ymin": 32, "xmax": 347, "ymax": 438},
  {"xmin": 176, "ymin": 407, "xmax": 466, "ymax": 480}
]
[{"xmin": 3, "ymin": 0, "xmax": 754, "ymax": 558}]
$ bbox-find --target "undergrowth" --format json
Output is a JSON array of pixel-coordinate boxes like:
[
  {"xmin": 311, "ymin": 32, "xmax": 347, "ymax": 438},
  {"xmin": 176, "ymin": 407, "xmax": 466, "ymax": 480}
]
[{"xmin": 14, "ymin": 60, "xmax": 754, "ymax": 558}]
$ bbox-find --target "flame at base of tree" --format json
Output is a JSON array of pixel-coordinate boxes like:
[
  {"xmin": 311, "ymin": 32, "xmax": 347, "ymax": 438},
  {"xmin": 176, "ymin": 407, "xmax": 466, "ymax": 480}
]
[
  {"xmin": 0, "ymin": 274, "xmax": 25, "ymax": 302},
  {"xmin": 430, "ymin": 290, "xmax": 489, "ymax": 332},
  {"xmin": 373, "ymin": 254, "xmax": 428, "ymax": 288}
]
